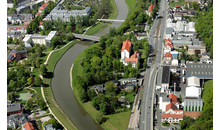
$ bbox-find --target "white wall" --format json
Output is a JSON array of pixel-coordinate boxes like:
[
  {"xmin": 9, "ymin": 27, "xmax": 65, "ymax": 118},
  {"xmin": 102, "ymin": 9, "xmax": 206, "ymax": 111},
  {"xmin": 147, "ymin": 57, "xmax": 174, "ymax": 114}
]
[
  {"xmin": 172, "ymin": 59, "xmax": 178, "ymax": 66},
  {"xmin": 121, "ymin": 49, "xmax": 130, "ymax": 60},
  {"xmin": 32, "ymin": 38, "xmax": 46, "ymax": 45}
]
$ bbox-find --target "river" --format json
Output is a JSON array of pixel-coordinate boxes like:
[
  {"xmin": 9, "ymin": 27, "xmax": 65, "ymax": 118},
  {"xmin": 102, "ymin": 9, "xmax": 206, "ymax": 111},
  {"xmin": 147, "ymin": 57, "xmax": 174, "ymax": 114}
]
[{"xmin": 50, "ymin": 0, "xmax": 128, "ymax": 129}]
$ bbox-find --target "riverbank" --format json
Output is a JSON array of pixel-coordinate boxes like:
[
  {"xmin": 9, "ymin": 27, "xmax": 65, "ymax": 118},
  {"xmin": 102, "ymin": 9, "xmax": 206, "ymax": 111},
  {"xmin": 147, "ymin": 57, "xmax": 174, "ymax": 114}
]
[
  {"xmin": 71, "ymin": 43, "xmax": 131, "ymax": 130},
  {"xmin": 43, "ymin": 40, "xmax": 78, "ymax": 130}
]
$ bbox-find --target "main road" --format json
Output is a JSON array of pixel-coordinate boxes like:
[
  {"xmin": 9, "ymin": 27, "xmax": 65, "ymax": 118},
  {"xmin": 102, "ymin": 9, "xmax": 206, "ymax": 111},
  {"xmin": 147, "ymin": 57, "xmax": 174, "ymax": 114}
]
[
  {"xmin": 50, "ymin": 0, "xmax": 128, "ymax": 130},
  {"xmin": 140, "ymin": 0, "xmax": 168, "ymax": 130}
]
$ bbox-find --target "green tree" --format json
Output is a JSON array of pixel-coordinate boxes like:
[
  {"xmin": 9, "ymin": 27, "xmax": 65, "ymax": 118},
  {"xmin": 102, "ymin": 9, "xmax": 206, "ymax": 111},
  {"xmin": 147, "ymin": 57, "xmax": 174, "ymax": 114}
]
[
  {"xmin": 40, "ymin": 64, "xmax": 47, "ymax": 76},
  {"xmin": 27, "ymin": 99, "xmax": 34, "ymax": 110},
  {"xmin": 87, "ymin": 89, "xmax": 97, "ymax": 101},
  {"xmin": 108, "ymin": 27, "xmax": 117, "ymax": 37},
  {"xmin": 7, "ymin": 92, "xmax": 15, "ymax": 102},
  {"xmin": 79, "ymin": 88, "xmax": 88, "ymax": 102},
  {"xmin": 27, "ymin": 77, "xmax": 33, "ymax": 85},
  {"xmin": 35, "ymin": 57, "xmax": 40, "ymax": 68},
  {"xmin": 105, "ymin": 81, "xmax": 115, "ymax": 95},
  {"xmin": 34, "ymin": 76, "xmax": 41, "ymax": 86},
  {"xmin": 39, "ymin": 100, "xmax": 47, "ymax": 110},
  {"xmin": 7, "ymin": 37, "xmax": 13, "ymax": 44},
  {"xmin": 96, "ymin": 112, "xmax": 103, "ymax": 124},
  {"xmin": 13, "ymin": 37, "xmax": 19, "ymax": 44},
  {"xmin": 99, "ymin": 102, "xmax": 108, "ymax": 115}
]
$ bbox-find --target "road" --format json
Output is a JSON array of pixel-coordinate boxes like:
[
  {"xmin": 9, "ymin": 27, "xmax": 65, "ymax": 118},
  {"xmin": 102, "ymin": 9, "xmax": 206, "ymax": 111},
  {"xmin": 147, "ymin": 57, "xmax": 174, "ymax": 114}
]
[{"xmin": 140, "ymin": 0, "xmax": 168, "ymax": 130}]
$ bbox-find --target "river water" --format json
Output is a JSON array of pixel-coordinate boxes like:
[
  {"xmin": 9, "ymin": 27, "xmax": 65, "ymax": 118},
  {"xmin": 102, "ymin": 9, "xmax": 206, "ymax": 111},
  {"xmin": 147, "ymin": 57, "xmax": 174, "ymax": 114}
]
[{"xmin": 51, "ymin": 0, "xmax": 128, "ymax": 129}]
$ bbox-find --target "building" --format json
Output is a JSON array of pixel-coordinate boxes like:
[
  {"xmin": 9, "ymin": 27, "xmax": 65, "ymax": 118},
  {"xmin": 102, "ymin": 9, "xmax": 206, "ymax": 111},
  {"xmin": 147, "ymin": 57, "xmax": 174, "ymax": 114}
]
[
  {"xmin": 186, "ymin": 63, "xmax": 213, "ymax": 79},
  {"xmin": 7, "ymin": 25, "xmax": 27, "ymax": 33},
  {"xmin": 7, "ymin": 0, "xmax": 14, "ymax": 8},
  {"xmin": 163, "ymin": 52, "xmax": 172, "ymax": 65},
  {"xmin": 43, "ymin": 4, "xmax": 92, "ymax": 22},
  {"xmin": 23, "ymin": 121, "xmax": 34, "ymax": 130},
  {"xmin": 23, "ymin": 31, "xmax": 57, "ymax": 47},
  {"xmin": 161, "ymin": 66, "xmax": 170, "ymax": 92},
  {"xmin": 148, "ymin": 4, "xmax": 155, "ymax": 16},
  {"xmin": 172, "ymin": 40, "xmax": 192, "ymax": 48},
  {"xmin": 187, "ymin": 45, "xmax": 206, "ymax": 55},
  {"xmin": 44, "ymin": 124, "xmax": 56, "ymax": 130},
  {"xmin": 38, "ymin": 2, "xmax": 49, "ymax": 13},
  {"xmin": 121, "ymin": 39, "xmax": 132, "ymax": 60},
  {"xmin": 187, "ymin": 76, "xmax": 200, "ymax": 87},
  {"xmin": 90, "ymin": 85, "xmax": 104, "ymax": 94},
  {"xmin": 165, "ymin": 27, "xmax": 174, "ymax": 39},
  {"xmin": 7, "ymin": 113, "xmax": 27, "ymax": 129},
  {"xmin": 183, "ymin": 99, "xmax": 203, "ymax": 111},
  {"xmin": 171, "ymin": 54, "xmax": 178, "ymax": 66},
  {"xmin": 185, "ymin": 86, "xmax": 201, "ymax": 98},
  {"xmin": 7, "ymin": 103, "xmax": 23, "ymax": 116},
  {"xmin": 161, "ymin": 94, "xmax": 183, "ymax": 123},
  {"xmin": 118, "ymin": 78, "xmax": 137, "ymax": 85},
  {"xmin": 7, "ymin": 50, "xmax": 28, "ymax": 62},
  {"xmin": 121, "ymin": 40, "xmax": 139, "ymax": 67},
  {"xmin": 124, "ymin": 51, "xmax": 139, "ymax": 67}
]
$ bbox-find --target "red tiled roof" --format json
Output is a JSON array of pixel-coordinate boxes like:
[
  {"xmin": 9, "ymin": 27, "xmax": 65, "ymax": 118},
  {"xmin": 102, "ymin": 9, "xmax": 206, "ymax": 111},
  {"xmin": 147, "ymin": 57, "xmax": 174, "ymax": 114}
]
[
  {"xmin": 164, "ymin": 52, "xmax": 172, "ymax": 57},
  {"xmin": 39, "ymin": 22, "xmax": 43, "ymax": 26},
  {"xmin": 166, "ymin": 42, "xmax": 173, "ymax": 47},
  {"xmin": 149, "ymin": 4, "xmax": 155, "ymax": 13},
  {"xmin": 7, "ymin": 26, "xmax": 27, "ymax": 31},
  {"xmin": 121, "ymin": 39, "xmax": 132, "ymax": 52},
  {"xmin": 36, "ymin": 12, "xmax": 42, "ymax": 16},
  {"xmin": 38, "ymin": 2, "xmax": 49, "ymax": 11},
  {"xmin": 183, "ymin": 111, "xmax": 202, "ymax": 119},
  {"xmin": 23, "ymin": 122, "xmax": 34, "ymax": 130},
  {"xmin": 175, "ymin": 5, "xmax": 180, "ymax": 8},
  {"xmin": 162, "ymin": 113, "xmax": 183, "ymax": 119},
  {"xmin": 166, "ymin": 103, "xmax": 177, "ymax": 111},
  {"xmin": 169, "ymin": 94, "xmax": 177, "ymax": 103},
  {"xmin": 165, "ymin": 38, "xmax": 172, "ymax": 44},
  {"xmin": 125, "ymin": 51, "xmax": 139, "ymax": 63}
]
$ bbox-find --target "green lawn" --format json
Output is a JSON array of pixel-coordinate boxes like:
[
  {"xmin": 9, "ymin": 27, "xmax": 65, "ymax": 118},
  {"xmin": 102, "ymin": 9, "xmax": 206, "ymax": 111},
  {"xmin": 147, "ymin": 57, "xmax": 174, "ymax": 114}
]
[
  {"xmin": 125, "ymin": 0, "xmax": 136, "ymax": 18},
  {"xmin": 40, "ymin": 53, "xmax": 49, "ymax": 64},
  {"xmin": 32, "ymin": 86, "xmax": 43, "ymax": 99},
  {"xmin": 202, "ymin": 80, "xmax": 213, "ymax": 99}
]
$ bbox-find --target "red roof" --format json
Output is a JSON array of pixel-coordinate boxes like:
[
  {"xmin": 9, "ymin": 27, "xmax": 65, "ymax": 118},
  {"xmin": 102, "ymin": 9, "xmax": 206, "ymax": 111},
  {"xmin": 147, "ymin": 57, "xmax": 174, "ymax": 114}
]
[
  {"xmin": 164, "ymin": 52, "xmax": 172, "ymax": 57},
  {"xmin": 38, "ymin": 2, "xmax": 49, "ymax": 11},
  {"xmin": 39, "ymin": 22, "xmax": 43, "ymax": 26},
  {"xmin": 7, "ymin": 26, "xmax": 27, "ymax": 31},
  {"xmin": 23, "ymin": 122, "xmax": 34, "ymax": 130},
  {"xmin": 149, "ymin": 4, "xmax": 155, "ymax": 13},
  {"xmin": 166, "ymin": 103, "xmax": 177, "ymax": 111},
  {"xmin": 175, "ymin": 5, "xmax": 180, "ymax": 8},
  {"xmin": 162, "ymin": 113, "xmax": 183, "ymax": 119},
  {"xmin": 36, "ymin": 12, "xmax": 42, "ymax": 16},
  {"xmin": 183, "ymin": 111, "xmax": 202, "ymax": 119},
  {"xmin": 121, "ymin": 39, "xmax": 132, "ymax": 52},
  {"xmin": 169, "ymin": 94, "xmax": 177, "ymax": 103},
  {"xmin": 165, "ymin": 38, "xmax": 172, "ymax": 44},
  {"xmin": 125, "ymin": 51, "xmax": 139, "ymax": 63},
  {"xmin": 166, "ymin": 42, "xmax": 173, "ymax": 47}
]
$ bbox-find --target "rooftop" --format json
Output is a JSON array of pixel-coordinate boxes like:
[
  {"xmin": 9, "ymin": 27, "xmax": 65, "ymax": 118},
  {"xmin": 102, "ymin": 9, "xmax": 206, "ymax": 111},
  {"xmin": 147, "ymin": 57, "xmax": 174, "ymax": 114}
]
[
  {"xmin": 164, "ymin": 52, "xmax": 172, "ymax": 57},
  {"xmin": 121, "ymin": 39, "xmax": 132, "ymax": 52},
  {"xmin": 186, "ymin": 63, "xmax": 213, "ymax": 79},
  {"xmin": 162, "ymin": 113, "xmax": 183, "ymax": 119},
  {"xmin": 166, "ymin": 27, "xmax": 174, "ymax": 35},
  {"xmin": 7, "ymin": 103, "xmax": 22, "ymax": 113},
  {"xmin": 162, "ymin": 66, "xmax": 170, "ymax": 84},
  {"xmin": 149, "ymin": 4, "xmax": 155, "ymax": 13},
  {"xmin": 23, "ymin": 121, "xmax": 34, "ymax": 130},
  {"xmin": 166, "ymin": 102, "xmax": 177, "ymax": 111},
  {"xmin": 183, "ymin": 111, "xmax": 202, "ymax": 119}
]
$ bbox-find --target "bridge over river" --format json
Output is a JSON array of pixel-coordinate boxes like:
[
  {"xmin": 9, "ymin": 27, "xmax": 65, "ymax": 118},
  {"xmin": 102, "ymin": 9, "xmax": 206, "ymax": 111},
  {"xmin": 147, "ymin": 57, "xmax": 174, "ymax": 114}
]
[{"xmin": 50, "ymin": 0, "xmax": 129, "ymax": 130}]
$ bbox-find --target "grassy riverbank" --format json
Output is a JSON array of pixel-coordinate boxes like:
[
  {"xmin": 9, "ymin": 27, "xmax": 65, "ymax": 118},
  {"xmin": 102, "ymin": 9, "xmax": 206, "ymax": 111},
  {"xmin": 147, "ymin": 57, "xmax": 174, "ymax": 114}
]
[
  {"xmin": 125, "ymin": 0, "xmax": 136, "ymax": 18},
  {"xmin": 71, "ymin": 44, "xmax": 131, "ymax": 130},
  {"xmin": 85, "ymin": 0, "xmax": 118, "ymax": 35},
  {"xmin": 43, "ymin": 40, "xmax": 78, "ymax": 130}
]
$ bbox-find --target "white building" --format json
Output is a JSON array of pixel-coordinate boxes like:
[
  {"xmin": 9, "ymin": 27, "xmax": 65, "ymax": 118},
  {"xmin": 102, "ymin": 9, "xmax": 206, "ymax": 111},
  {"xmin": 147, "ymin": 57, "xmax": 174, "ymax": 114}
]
[
  {"xmin": 187, "ymin": 76, "xmax": 200, "ymax": 87},
  {"xmin": 185, "ymin": 86, "xmax": 201, "ymax": 98},
  {"xmin": 23, "ymin": 31, "xmax": 57, "ymax": 47},
  {"xmin": 121, "ymin": 39, "xmax": 131, "ymax": 60}
]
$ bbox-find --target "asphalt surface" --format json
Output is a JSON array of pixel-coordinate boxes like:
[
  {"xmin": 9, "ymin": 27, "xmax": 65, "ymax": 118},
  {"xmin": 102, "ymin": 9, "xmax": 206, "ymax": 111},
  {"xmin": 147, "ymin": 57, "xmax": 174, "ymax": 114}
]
[
  {"xmin": 50, "ymin": 0, "xmax": 129, "ymax": 129},
  {"xmin": 139, "ymin": 0, "xmax": 168, "ymax": 130},
  {"xmin": 93, "ymin": 0, "xmax": 128, "ymax": 37}
]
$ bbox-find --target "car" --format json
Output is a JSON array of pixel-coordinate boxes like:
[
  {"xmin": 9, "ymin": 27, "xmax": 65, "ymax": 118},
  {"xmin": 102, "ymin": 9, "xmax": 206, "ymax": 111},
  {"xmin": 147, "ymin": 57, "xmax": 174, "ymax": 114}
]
[{"xmin": 36, "ymin": 112, "xmax": 39, "ymax": 115}]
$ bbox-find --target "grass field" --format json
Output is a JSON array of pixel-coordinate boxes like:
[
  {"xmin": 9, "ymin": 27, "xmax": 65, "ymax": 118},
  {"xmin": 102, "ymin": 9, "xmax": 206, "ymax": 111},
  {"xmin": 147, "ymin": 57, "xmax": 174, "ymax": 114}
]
[{"xmin": 125, "ymin": 0, "xmax": 136, "ymax": 18}]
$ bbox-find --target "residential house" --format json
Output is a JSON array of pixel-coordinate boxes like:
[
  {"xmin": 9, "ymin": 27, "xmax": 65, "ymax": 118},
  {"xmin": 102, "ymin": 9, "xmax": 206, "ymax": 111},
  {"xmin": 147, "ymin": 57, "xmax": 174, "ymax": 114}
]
[
  {"xmin": 148, "ymin": 4, "xmax": 155, "ymax": 16},
  {"xmin": 163, "ymin": 52, "xmax": 172, "ymax": 65},
  {"xmin": 165, "ymin": 27, "xmax": 174, "ymax": 39},
  {"xmin": 200, "ymin": 52, "xmax": 211, "ymax": 63},
  {"xmin": 7, "ymin": 113, "xmax": 27, "ymax": 129},
  {"xmin": 17, "ymin": 0, "xmax": 31, "ymax": 7},
  {"xmin": 7, "ymin": 0, "xmax": 14, "ymax": 8},
  {"xmin": 118, "ymin": 78, "xmax": 136, "ymax": 91},
  {"xmin": 7, "ymin": 32, "xmax": 23, "ymax": 39},
  {"xmin": 7, "ymin": 25, "xmax": 27, "ymax": 33},
  {"xmin": 7, "ymin": 50, "xmax": 28, "ymax": 62},
  {"xmin": 44, "ymin": 124, "xmax": 56, "ymax": 130},
  {"xmin": 170, "ymin": 51, "xmax": 179, "ymax": 65},
  {"xmin": 38, "ymin": 2, "xmax": 49, "ymax": 13},
  {"xmin": 187, "ymin": 45, "xmax": 206, "ymax": 55},
  {"xmin": 23, "ymin": 121, "xmax": 34, "ymax": 130},
  {"xmin": 7, "ymin": 103, "xmax": 24, "ymax": 116},
  {"xmin": 90, "ymin": 85, "xmax": 104, "ymax": 94}
]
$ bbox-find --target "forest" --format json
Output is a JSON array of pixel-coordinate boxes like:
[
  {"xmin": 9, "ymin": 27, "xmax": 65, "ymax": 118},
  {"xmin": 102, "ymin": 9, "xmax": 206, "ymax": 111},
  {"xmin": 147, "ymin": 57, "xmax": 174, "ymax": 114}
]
[
  {"xmin": 73, "ymin": 30, "xmax": 150, "ymax": 116},
  {"xmin": 195, "ymin": 3, "xmax": 213, "ymax": 58}
]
